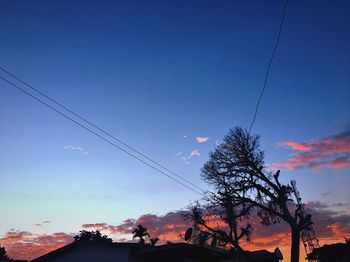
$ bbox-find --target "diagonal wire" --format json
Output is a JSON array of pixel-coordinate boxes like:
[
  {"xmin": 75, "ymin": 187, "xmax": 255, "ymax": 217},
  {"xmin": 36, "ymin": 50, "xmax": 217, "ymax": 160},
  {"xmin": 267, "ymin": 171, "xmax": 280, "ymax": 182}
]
[
  {"xmin": 0, "ymin": 0, "xmax": 289, "ymax": 197},
  {"xmin": 0, "ymin": 75, "xmax": 204, "ymax": 196},
  {"xmin": 0, "ymin": 65, "xmax": 206, "ymax": 194},
  {"xmin": 248, "ymin": 0, "xmax": 289, "ymax": 134}
]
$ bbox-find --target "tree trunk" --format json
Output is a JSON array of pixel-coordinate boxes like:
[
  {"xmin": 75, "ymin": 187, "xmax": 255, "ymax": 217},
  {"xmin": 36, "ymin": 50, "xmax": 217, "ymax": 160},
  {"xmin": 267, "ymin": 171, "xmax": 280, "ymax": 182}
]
[{"xmin": 290, "ymin": 227, "xmax": 300, "ymax": 262}]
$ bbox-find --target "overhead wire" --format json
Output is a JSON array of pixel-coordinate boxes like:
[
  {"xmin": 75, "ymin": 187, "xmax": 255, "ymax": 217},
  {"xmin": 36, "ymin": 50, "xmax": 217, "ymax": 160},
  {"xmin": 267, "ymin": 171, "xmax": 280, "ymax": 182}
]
[
  {"xmin": 248, "ymin": 0, "xmax": 289, "ymax": 134},
  {"xmin": 0, "ymin": 74, "xmax": 204, "ymax": 196},
  {"xmin": 0, "ymin": 0, "xmax": 289, "ymax": 198},
  {"xmin": 0, "ymin": 65, "xmax": 205, "ymax": 194}
]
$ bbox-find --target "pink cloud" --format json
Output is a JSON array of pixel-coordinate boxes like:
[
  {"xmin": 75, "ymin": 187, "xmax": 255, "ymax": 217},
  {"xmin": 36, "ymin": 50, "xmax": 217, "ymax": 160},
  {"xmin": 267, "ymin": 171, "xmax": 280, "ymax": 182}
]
[
  {"xmin": 0, "ymin": 231, "xmax": 73, "ymax": 260},
  {"xmin": 81, "ymin": 219, "xmax": 136, "ymax": 235},
  {"xmin": 81, "ymin": 203, "xmax": 350, "ymax": 261},
  {"xmin": 2, "ymin": 203, "xmax": 349, "ymax": 261},
  {"xmin": 278, "ymin": 141, "xmax": 313, "ymax": 151},
  {"xmin": 81, "ymin": 211, "xmax": 189, "ymax": 242},
  {"xmin": 275, "ymin": 130, "xmax": 350, "ymax": 170},
  {"xmin": 196, "ymin": 137, "xmax": 209, "ymax": 143}
]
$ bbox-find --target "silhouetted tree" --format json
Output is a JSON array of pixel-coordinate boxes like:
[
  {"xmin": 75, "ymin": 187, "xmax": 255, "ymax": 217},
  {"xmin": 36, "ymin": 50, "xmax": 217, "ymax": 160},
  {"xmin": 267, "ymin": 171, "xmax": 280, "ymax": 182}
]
[
  {"xmin": 150, "ymin": 237, "xmax": 159, "ymax": 246},
  {"xmin": 132, "ymin": 225, "xmax": 150, "ymax": 245},
  {"xmin": 346, "ymin": 237, "xmax": 350, "ymax": 244},
  {"xmin": 73, "ymin": 230, "xmax": 112, "ymax": 243},
  {"xmin": 0, "ymin": 246, "xmax": 10, "ymax": 260},
  {"xmin": 185, "ymin": 196, "xmax": 253, "ymax": 250},
  {"xmin": 198, "ymin": 127, "xmax": 312, "ymax": 262}
]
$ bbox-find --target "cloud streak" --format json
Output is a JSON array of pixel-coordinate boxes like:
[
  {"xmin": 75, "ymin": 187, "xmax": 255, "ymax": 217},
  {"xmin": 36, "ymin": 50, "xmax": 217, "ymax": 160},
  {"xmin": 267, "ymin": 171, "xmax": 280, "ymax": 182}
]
[
  {"xmin": 187, "ymin": 149, "xmax": 201, "ymax": 159},
  {"xmin": 33, "ymin": 221, "xmax": 51, "ymax": 227},
  {"xmin": 275, "ymin": 130, "xmax": 350, "ymax": 170},
  {"xmin": 173, "ymin": 149, "xmax": 201, "ymax": 164},
  {"xmin": 64, "ymin": 145, "xmax": 89, "ymax": 155}
]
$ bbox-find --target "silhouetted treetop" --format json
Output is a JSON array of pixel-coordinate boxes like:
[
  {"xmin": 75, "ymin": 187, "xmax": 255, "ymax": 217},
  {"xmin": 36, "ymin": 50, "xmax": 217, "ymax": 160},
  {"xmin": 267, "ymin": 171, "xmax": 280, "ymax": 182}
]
[
  {"xmin": 73, "ymin": 230, "xmax": 112, "ymax": 243},
  {"xmin": 132, "ymin": 225, "xmax": 150, "ymax": 245},
  {"xmin": 198, "ymin": 127, "xmax": 313, "ymax": 262},
  {"xmin": 0, "ymin": 246, "xmax": 10, "ymax": 260}
]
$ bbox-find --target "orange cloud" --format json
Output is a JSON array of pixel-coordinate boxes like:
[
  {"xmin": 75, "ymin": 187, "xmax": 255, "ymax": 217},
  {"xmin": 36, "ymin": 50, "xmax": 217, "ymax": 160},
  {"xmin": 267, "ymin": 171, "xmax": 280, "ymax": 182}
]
[
  {"xmin": 275, "ymin": 130, "xmax": 350, "ymax": 170},
  {"xmin": 0, "ymin": 231, "xmax": 72, "ymax": 260},
  {"xmin": 81, "ymin": 202, "xmax": 350, "ymax": 262},
  {"xmin": 278, "ymin": 141, "xmax": 312, "ymax": 151},
  {"xmin": 2, "ymin": 202, "xmax": 349, "ymax": 261},
  {"xmin": 196, "ymin": 137, "xmax": 210, "ymax": 143}
]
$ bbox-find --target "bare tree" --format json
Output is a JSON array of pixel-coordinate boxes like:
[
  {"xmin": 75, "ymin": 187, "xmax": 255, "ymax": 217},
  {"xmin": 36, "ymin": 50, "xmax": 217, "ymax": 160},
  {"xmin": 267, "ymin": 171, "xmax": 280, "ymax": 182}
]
[
  {"xmin": 199, "ymin": 127, "xmax": 312, "ymax": 262},
  {"xmin": 185, "ymin": 194, "xmax": 253, "ymax": 251}
]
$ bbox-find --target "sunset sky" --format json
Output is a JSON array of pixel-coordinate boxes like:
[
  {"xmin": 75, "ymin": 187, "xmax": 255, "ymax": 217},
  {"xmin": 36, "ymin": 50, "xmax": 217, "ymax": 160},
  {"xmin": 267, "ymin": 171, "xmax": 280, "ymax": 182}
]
[{"xmin": 0, "ymin": 0, "xmax": 349, "ymax": 261}]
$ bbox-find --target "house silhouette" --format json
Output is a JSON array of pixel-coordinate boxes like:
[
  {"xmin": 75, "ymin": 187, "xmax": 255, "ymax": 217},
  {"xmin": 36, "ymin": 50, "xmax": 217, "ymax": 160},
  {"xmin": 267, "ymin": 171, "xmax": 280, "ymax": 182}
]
[{"xmin": 30, "ymin": 241, "xmax": 281, "ymax": 262}]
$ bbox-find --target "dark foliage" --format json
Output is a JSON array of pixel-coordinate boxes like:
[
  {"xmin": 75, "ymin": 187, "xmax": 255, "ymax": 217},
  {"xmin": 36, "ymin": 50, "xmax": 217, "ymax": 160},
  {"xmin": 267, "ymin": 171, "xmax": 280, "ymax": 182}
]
[
  {"xmin": 150, "ymin": 237, "xmax": 159, "ymax": 246},
  {"xmin": 73, "ymin": 230, "xmax": 112, "ymax": 243},
  {"xmin": 185, "ymin": 199, "xmax": 253, "ymax": 250},
  {"xmin": 188, "ymin": 127, "xmax": 312, "ymax": 262},
  {"xmin": 132, "ymin": 224, "xmax": 160, "ymax": 246},
  {"xmin": 132, "ymin": 225, "xmax": 150, "ymax": 245},
  {"xmin": 0, "ymin": 246, "xmax": 10, "ymax": 260},
  {"xmin": 308, "ymin": 239, "xmax": 350, "ymax": 262}
]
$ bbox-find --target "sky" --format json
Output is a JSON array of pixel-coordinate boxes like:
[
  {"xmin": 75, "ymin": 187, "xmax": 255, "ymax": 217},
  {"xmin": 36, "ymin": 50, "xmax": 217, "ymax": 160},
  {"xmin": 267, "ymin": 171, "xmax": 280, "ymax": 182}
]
[{"xmin": 0, "ymin": 0, "xmax": 349, "ymax": 261}]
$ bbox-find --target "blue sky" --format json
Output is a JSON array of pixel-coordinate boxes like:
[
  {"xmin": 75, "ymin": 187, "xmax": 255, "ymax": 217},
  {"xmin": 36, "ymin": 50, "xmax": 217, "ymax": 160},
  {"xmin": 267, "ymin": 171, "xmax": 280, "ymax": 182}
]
[{"xmin": 0, "ymin": 0, "xmax": 349, "ymax": 240}]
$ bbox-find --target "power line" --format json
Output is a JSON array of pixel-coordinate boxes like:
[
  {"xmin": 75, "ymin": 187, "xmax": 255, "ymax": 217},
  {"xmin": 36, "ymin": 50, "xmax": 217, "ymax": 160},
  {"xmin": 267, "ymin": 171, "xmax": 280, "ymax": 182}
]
[
  {"xmin": 0, "ymin": 75, "xmax": 204, "ymax": 196},
  {"xmin": 248, "ymin": 0, "xmax": 289, "ymax": 134},
  {"xmin": 0, "ymin": 0, "xmax": 289, "ymax": 197},
  {"xmin": 0, "ymin": 65, "xmax": 205, "ymax": 194}
]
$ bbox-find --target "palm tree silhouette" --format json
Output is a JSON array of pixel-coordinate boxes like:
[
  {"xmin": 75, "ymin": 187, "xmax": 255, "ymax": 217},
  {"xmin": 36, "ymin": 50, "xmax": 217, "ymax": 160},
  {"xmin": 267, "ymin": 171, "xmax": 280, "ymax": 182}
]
[
  {"xmin": 132, "ymin": 225, "xmax": 150, "ymax": 245},
  {"xmin": 150, "ymin": 237, "xmax": 159, "ymax": 246}
]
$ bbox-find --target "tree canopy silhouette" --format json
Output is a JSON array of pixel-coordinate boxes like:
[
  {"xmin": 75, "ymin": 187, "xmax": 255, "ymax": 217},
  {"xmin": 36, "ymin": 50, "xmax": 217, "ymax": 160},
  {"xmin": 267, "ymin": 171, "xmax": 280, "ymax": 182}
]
[
  {"xmin": 0, "ymin": 246, "xmax": 10, "ymax": 260},
  {"xmin": 150, "ymin": 237, "xmax": 160, "ymax": 246},
  {"xmin": 132, "ymin": 225, "xmax": 150, "ymax": 245},
  {"xmin": 73, "ymin": 230, "xmax": 112, "ymax": 243},
  {"xmin": 189, "ymin": 127, "xmax": 313, "ymax": 262},
  {"xmin": 131, "ymin": 224, "xmax": 161, "ymax": 246},
  {"xmin": 185, "ymin": 197, "xmax": 252, "ymax": 250}
]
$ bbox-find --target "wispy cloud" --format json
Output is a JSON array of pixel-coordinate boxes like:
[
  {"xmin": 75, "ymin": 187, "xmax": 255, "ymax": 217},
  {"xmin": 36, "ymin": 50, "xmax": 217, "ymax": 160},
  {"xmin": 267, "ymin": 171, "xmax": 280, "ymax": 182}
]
[
  {"xmin": 196, "ymin": 137, "xmax": 209, "ymax": 143},
  {"xmin": 180, "ymin": 156, "xmax": 190, "ymax": 164},
  {"xmin": 187, "ymin": 149, "xmax": 201, "ymax": 159},
  {"xmin": 64, "ymin": 145, "xmax": 89, "ymax": 156},
  {"xmin": 173, "ymin": 149, "xmax": 201, "ymax": 164},
  {"xmin": 33, "ymin": 221, "xmax": 51, "ymax": 227},
  {"xmin": 172, "ymin": 152, "xmax": 182, "ymax": 160},
  {"xmin": 275, "ymin": 130, "xmax": 350, "ymax": 170},
  {"xmin": 183, "ymin": 149, "xmax": 201, "ymax": 164},
  {"xmin": 278, "ymin": 141, "xmax": 312, "ymax": 151}
]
